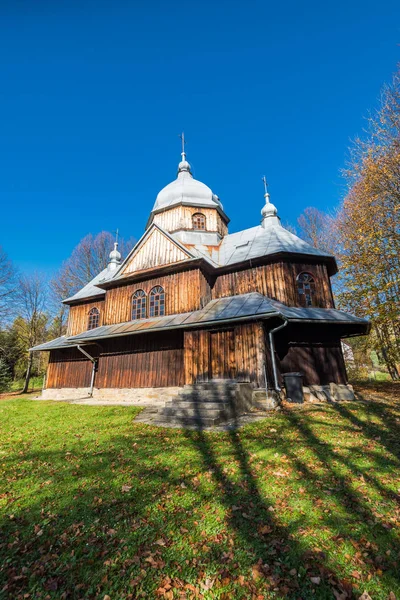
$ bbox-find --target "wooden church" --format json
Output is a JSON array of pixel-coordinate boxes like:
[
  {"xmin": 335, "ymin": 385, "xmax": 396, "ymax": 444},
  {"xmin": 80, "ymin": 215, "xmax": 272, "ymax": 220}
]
[{"xmin": 32, "ymin": 144, "xmax": 368, "ymax": 416}]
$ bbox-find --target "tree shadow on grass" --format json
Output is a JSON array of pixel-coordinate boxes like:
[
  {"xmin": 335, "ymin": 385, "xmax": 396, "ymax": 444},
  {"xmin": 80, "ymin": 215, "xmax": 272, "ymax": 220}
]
[
  {"xmin": 179, "ymin": 383, "xmax": 400, "ymax": 598},
  {"xmin": 1, "ymin": 390, "xmax": 400, "ymax": 599}
]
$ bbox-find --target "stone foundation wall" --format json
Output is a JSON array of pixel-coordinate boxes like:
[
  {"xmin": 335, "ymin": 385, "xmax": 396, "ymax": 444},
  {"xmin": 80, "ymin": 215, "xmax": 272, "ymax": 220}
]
[{"xmin": 40, "ymin": 387, "xmax": 183, "ymax": 406}]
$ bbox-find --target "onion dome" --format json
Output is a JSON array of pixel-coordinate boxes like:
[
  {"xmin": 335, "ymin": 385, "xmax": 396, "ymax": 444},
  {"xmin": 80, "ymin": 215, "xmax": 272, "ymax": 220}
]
[
  {"xmin": 260, "ymin": 177, "xmax": 280, "ymax": 228},
  {"xmin": 107, "ymin": 242, "xmax": 122, "ymax": 271},
  {"xmin": 151, "ymin": 150, "xmax": 224, "ymax": 213}
]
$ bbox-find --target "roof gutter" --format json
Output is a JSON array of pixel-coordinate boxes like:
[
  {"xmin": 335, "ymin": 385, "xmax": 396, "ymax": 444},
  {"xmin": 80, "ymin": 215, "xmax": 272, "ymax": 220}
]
[{"xmin": 268, "ymin": 319, "xmax": 288, "ymax": 393}]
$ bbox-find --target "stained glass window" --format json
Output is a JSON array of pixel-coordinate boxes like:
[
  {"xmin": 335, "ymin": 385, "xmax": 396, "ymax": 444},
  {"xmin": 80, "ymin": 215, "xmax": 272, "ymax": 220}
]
[
  {"xmin": 297, "ymin": 273, "xmax": 316, "ymax": 307},
  {"xmin": 88, "ymin": 307, "xmax": 100, "ymax": 330},
  {"xmin": 132, "ymin": 289, "xmax": 147, "ymax": 319},
  {"xmin": 149, "ymin": 286, "xmax": 165, "ymax": 317}
]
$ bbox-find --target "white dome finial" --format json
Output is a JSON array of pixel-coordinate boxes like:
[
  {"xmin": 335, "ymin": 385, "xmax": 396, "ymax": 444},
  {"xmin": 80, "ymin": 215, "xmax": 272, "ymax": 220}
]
[
  {"xmin": 261, "ymin": 176, "xmax": 279, "ymax": 227},
  {"xmin": 178, "ymin": 131, "xmax": 192, "ymax": 175},
  {"xmin": 108, "ymin": 231, "xmax": 122, "ymax": 271}
]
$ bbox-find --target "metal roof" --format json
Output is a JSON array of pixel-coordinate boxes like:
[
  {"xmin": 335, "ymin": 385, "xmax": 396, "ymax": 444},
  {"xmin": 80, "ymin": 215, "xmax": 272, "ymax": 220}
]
[
  {"xmin": 30, "ymin": 336, "xmax": 79, "ymax": 352},
  {"xmin": 63, "ymin": 267, "xmax": 116, "ymax": 304},
  {"xmin": 67, "ymin": 293, "xmax": 278, "ymax": 343},
  {"xmin": 29, "ymin": 293, "xmax": 368, "ymax": 351},
  {"xmin": 217, "ymin": 222, "xmax": 333, "ymax": 266}
]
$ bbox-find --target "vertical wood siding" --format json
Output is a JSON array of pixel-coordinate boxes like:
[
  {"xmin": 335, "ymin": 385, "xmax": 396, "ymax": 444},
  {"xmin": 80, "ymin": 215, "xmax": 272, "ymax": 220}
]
[
  {"xmin": 153, "ymin": 206, "xmax": 228, "ymax": 237},
  {"xmin": 213, "ymin": 262, "xmax": 334, "ymax": 308},
  {"xmin": 121, "ymin": 228, "xmax": 191, "ymax": 275},
  {"xmin": 67, "ymin": 300, "xmax": 105, "ymax": 336},
  {"xmin": 47, "ymin": 332, "xmax": 184, "ymax": 389},
  {"xmin": 184, "ymin": 322, "xmax": 265, "ymax": 387},
  {"xmin": 103, "ymin": 269, "xmax": 211, "ymax": 325},
  {"xmin": 47, "ymin": 348, "xmax": 95, "ymax": 388}
]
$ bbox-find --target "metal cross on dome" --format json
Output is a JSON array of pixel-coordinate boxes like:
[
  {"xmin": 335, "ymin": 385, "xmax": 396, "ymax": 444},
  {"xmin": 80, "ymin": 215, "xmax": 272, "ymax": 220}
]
[
  {"xmin": 179, "ymin": 132, "xmax": 187, "ymax": 159},
  {"xmin": 262, "ymin": 176, "xmax": 269, "ymax": 195},
  {"xmin": 113, "ymin": 228, "xmax": 119, "ymax": 244}
]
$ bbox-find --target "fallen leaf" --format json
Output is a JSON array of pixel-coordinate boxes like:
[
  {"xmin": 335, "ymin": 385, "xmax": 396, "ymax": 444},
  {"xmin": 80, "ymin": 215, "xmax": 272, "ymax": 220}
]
[
  {"xmin": 310, "ymin": 576, "xmax": 321, "ymax": 584},
  {"xmin": 358, "ymin": 593, "xmax": 372, "ymax": 600},
  {"xmin": 121, "ymin": 485, "xmax": 132, "ymax": 493}
]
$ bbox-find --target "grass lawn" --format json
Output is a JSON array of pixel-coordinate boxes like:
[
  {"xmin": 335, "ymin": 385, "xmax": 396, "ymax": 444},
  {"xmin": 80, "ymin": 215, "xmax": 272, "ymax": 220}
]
[{"xmin": 0, "ymin": 384, "xmax": 399, "ymax": 599}]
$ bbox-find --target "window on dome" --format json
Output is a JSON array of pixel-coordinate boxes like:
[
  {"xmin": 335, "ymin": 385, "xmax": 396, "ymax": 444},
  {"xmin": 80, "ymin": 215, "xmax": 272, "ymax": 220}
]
[
  {"xmin": 132, "ymin": 290, "xmax": 147, "ymax": 320},
  {"xmin": 88, "ymin": 307, "xmax": 100, "ymax": 330},
  {"xmin": 297, "ymin": 272, "xmax": 316, "ymax": 307},
  {"xmin": 149, "ymin": 286, "xmax": 165, "ymax": 317},
  {"xmin": 192, "ymin": 213, "xmax": 206, "ymax": 231}
]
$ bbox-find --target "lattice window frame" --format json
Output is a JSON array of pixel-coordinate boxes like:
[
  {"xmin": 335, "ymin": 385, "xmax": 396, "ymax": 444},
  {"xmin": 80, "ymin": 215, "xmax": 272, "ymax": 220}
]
[
  {"xmin": 132, "ymin": 289, "xmax": 147, "ymax": 320},
  {"xmin": 192, "ymin": 212, "xmax": 206, "ymax": 231},
  {"xmin": 88, "ymin": 307, "xmax": 100, "ymax": 330},
  {"xmin": 149, "ymin": 285, "xmax": 165, "ymax": 317},
  {"xmin": 297, "ymin": 272, "xmax": 316, "ymax": 307}
]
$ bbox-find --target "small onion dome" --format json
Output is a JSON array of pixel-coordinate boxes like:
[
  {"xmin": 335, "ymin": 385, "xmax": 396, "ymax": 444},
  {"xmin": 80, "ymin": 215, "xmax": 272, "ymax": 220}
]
[
  {"xmin": 261, "ymin": 191, "xmax": 280, "ymax": 228},
  {"xmin": 177, "ymin": 152, "xmax": 192, "ymax": 174},
  {"xmin": 108, "ymin": 242, "xmax": 122, "ymax": 270}
]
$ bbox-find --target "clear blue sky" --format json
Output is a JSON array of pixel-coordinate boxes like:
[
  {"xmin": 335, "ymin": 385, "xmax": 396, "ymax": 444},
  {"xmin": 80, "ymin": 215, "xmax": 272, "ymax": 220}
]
[{"xmin": 1, "ymin": 0, "xmax": 399, "ymax": 275}]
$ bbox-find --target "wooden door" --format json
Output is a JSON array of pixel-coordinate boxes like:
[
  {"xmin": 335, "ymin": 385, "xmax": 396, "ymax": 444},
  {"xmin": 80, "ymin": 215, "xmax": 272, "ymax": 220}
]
[{"xmin": 210, "ymin": 329, "xmax": 236, "ymax": 380}]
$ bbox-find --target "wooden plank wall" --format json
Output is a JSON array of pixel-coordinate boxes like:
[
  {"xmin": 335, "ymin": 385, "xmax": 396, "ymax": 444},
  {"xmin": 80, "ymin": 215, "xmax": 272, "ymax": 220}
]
[
  {"xmin": 153, "ymin": 206, "xmax": 228, "ymax": 237},
  {"xmin": 67, "ymin": 300, "xmax": 105, "ymax": 336},
  {"xmin": 47, "ymin": 332, "xmax": 184, "ymax": 389},
  {"xmin": 103, "ymin": 269, "xmax": 211, "ymax": 325},
  {"xmin": 47, "ymin": 348, "xmax": 96, "ymax": 388},
  {"xmin": 213, "ymin": 262, "xmax": 334, "ymax": 308},
  {"xmin": 279, "ymin": 342, "xmax": 347, "ymax": 385},
  {"xmin": 184, "ymin": 322, "xmax": 265, "ymax": 387},
  {"xmin": 122, "ymin": 228, "xmax": 190, "ymax": 275},
  {"xmin": 274, "ymin": 324, "xmax": 347, "ymax": 385},
  {"xmin": 96, "ymin": 332, "xmax": 184, "ymax": 388}
]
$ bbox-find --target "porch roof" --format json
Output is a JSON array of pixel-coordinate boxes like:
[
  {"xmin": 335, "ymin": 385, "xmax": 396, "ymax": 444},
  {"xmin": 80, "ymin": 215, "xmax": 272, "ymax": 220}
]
[{"xmin": 30, "ymin": 293, "xmax": 369, "ymax": 351}]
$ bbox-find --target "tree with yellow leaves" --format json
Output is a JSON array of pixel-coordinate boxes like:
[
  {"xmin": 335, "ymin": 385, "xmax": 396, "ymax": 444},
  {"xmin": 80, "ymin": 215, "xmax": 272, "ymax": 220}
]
[{"xmin": 337, "ymin": 68, "xmax": 400, "ymax": 379}]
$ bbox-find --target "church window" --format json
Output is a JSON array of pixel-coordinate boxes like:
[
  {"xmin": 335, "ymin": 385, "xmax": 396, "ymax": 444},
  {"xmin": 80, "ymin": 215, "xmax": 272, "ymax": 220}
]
[
  {"xmin": 88, "ymin": 307, "xmax": 100, "ymax": 330},
  {"xmin": 149, "ymin": 286, "xmax": 165, "ymax": 317},
  {"xmin": 132, "ymin": 289, "xmax": 147, "ymax": 319},
  {"xmin": 192, "ymin": 212, "xmax": 206, "ymax": 231},
  {"xmin": 297, "ymin": 272, "xmax": 316, "ymax": 307}
]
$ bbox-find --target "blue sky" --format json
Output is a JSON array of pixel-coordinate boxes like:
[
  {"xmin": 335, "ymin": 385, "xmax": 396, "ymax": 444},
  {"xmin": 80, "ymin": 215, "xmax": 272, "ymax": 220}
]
[{"xmin": 1, "ymin": 0, "xmax": 399, "ymax": 275}]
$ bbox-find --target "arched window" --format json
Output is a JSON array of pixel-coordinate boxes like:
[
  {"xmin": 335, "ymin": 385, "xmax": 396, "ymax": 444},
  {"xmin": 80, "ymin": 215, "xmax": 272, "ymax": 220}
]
[
  {"xmin": 149, "ymin": 286, "xmax": 165, "ymax": 317},
  {"xmin": 88, "ymin": 307, "xmax": 100, "ymax": 330},
  {"xmin": 132, "ymin": 289, "xmax": 147, "ymax": 320},
  {"xmin": 192, "ymin": 212, "xmax": 206, "ymax": 231},
  {"xmin": 297, "ymin": 272, "xmax": 316, "ymax": 307}
]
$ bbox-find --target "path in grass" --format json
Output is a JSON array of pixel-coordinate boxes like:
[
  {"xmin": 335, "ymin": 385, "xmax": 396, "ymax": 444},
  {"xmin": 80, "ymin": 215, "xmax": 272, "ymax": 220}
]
[{"xmin": 0, "ymin": 383, "xmax": 399, "ymax": 599}]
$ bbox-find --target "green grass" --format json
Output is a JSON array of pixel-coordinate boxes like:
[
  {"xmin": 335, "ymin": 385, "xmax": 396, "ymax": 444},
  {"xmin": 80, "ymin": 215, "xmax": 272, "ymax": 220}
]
[
  {"xmin": 10, "ymin": 376, "xmax": 44, "ymax": 393},
  {"xmin": 1, "ymin": 384, "xmax": 399, "ymax": 599}
]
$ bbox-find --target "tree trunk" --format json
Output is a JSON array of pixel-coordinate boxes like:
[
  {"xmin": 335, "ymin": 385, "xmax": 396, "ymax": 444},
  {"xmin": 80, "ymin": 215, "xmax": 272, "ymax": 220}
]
[{"xmin": 22, "ymin": 353, "xmax": 33, "ymax": 393}]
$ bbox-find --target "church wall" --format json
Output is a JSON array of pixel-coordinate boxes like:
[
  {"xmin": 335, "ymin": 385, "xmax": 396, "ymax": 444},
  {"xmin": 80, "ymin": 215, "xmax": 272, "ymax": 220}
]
[
  {"xmin": 103, "ymin": 268, "xmax": 211, "ymax": 325},
  {"xmin": 153, "ymin": 206, "xmax": 228, "ymax": 237},
  {"xmin": 95, "ymin": 331, "xmax": 184, "ymax": 388},
  {"xmin": 47, "ymin": 332, "xmax": 185, "ymax": 389},
  {"xmin": 184, "ymin": 321, "xmax": 265, "ymax": 387},
  {"xmin": 47, "ymin": 347, "xmax": 96, "ymax": 388},
  {"xmin": 121, "ymin": 228, "xmax": 190, "ymax": 276},
  {"xmin": 213, "ymin": 261, "xmax": 334, "ymax": 308},
  {"xmin": 66, "ymin": 299, "xmax": 105, "ymax": 337},
  {"xmin": 274, "ymin": 324, "xmax": 347, "ymax": 386}
]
